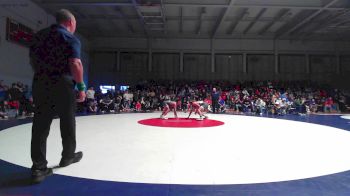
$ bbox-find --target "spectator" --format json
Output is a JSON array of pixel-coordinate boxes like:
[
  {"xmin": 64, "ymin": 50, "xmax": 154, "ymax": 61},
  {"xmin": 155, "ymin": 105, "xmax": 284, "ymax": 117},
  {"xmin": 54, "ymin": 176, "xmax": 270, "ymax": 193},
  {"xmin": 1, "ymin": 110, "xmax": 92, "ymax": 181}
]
[
  {"xmin": 0, "ymin": 111, "xmax": 8, "ymax": 120},
  {"xmin": 255, "ymin": 98, "xmax": 266, "ymax": 115},
  {"xmin": 142, "ymin": 98, "xmax": 151, "ymax": 112},
  {"xmin": 114, "ymin": 94, "xmax": 122, "ymax": 113},
  {"xmin": 87, "ymin": 99, "xmax": 98, "ymax": 113},
  {"xmin": 0, "ymin": 82, "xmax": 9, "ymax": 119},
  {"xmin": 242, "ymin": 97, "xmax": 251, "ymax": 113},
  {"xmin": 233, "ymin": 96, "xmax": 242, "ymax": 113},
  {"xmin": 324, "ymin": 97, "xmax": 333, "ymax": 113},
  {"xmin": 135, "ymin": 100, "xmax": 141, "ymax": 112},
  {"xmin": 86, "ymin": 87, "xmax": 95, "ymax": 102},
  {"xmin": 0, "ymin": 84, "xmax": 8, "ymax": 114},
  {"xmin": 218, "ymin": 97, "xmax": 226, "ymax": 113},
  {"xmin": 99, "ymin": 95, "xmax": 114, "ymax": 113},
  {"xmin": 123, "ymin": 90, "xmax": 133, "ymax": 103},
  {"xmin": 7, "ymin": 83, "xmax": 21, "ymax": 117},
  {"xmin": 293, "ymin": 97, "xmax": 305, "ymax": 115},
  {"xmin": 308, "ymin": 98, "xmax": 318, "ymax": 113}
]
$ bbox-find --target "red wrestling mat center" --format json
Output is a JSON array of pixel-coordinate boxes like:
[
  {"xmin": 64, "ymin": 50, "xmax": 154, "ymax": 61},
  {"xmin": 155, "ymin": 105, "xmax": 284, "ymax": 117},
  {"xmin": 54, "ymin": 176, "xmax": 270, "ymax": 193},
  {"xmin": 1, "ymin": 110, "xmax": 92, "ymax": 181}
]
[{"xmin": 138, "ymin": 118, "xmax": 224, "ymax": 128}]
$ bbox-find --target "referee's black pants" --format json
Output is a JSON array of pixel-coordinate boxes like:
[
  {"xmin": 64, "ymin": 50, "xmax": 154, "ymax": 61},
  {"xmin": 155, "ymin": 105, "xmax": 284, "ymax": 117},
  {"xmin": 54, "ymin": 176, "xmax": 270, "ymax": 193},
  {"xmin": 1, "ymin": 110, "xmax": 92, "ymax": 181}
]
[
  {"xmin": 31, "ymin": 75, "xmax": 76, "ymax": 170},
  {"xmin": 212, "ymin": 99, "xmax": 218, "ymax": 113}
]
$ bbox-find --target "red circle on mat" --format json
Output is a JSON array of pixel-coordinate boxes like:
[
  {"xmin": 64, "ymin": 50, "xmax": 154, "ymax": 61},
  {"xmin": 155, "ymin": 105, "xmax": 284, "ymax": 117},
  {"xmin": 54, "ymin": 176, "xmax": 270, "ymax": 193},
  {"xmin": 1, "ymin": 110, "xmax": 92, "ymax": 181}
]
[{"xmin": 138, "ymin": 118, "xmax": 224, "ymax": 128}]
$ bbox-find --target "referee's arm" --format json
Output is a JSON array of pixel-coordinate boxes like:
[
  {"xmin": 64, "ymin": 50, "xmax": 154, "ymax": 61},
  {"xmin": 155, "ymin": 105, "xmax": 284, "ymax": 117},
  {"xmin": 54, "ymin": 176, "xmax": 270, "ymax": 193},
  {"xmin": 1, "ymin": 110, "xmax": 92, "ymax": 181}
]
[
  {"xmin": 69, "ymin": 58, "xmax": 84, "ymax": 85},
  {"xmin": 68, "ymin": 37, "xmax": 86, "ymax": 102},
  {"xmin": 69, "ymin": 58, "xmax": 86, "ymax": 102}
]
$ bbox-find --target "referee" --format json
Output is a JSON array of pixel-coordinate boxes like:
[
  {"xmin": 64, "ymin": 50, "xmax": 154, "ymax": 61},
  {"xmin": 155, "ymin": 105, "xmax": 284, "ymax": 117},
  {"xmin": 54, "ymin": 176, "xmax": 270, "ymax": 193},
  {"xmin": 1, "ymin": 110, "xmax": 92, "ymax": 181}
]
[
  {"xmin": 29, "ymin": 9, "xmax": 86, "ymax": 183},
  {"xmin": 211, "ymin": 87, "xmax": 220, "ymax": 113}
]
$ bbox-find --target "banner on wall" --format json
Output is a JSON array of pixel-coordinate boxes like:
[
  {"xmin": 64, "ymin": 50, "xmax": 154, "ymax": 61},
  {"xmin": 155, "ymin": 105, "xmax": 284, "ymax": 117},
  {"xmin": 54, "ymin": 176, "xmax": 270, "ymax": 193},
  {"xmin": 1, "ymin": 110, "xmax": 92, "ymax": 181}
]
[{"xmin": 6, "ymin": 18, "xmax": 34, "ymax": 47}]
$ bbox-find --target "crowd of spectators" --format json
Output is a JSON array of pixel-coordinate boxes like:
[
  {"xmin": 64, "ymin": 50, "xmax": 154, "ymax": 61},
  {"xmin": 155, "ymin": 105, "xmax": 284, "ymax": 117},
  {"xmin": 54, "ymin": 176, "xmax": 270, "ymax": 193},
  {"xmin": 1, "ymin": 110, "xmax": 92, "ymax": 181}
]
[
  {"xmin": 0, "ymin": 80, "xmax": 34, "ymax": 120},
  {"xmin": 1, "ymin": 79, "xmax": 349, "ymax": 120},
  {"xmin": 79, "ymin": 80, "xmax": 349, "ymax": 116}
]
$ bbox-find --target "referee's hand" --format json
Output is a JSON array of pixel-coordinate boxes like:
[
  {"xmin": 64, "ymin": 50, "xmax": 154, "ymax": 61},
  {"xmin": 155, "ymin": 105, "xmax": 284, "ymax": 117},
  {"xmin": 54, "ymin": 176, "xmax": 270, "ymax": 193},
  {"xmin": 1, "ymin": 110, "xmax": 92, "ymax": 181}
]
[{"xmin": 76, "ymin": 91, "xmax": 86, "ymax": 102}]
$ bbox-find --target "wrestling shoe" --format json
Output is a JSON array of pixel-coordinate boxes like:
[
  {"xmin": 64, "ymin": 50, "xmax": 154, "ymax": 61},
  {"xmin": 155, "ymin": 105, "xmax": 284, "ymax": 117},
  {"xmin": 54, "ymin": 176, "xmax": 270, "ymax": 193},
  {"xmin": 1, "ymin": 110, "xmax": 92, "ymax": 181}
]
[
  {"xmin": 0, "ymin": 116, "xmax": 8, "ymax": 120},
  {"xmin": 160, "ymin": 115, "xmax": 168, "ymax": 119},
  {"xmin": 197, "ymin": 116, "xmax": 204, "ymax": 121},
  {"xmin": 59, "ymin": 151, "xmax": 83, "ymax": 167},
  {"xmin": 31, "ymin": 168, "xmax": 53, "ymax": 184}
]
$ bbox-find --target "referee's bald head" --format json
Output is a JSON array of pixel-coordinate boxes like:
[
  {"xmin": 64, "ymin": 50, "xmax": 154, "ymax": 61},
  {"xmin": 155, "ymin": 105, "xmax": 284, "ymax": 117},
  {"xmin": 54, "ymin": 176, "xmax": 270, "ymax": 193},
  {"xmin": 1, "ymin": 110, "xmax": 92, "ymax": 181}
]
[
  {"xmin": 55, "ymin": 9, "xmax": 75, "ymax": 24},
  {"xmin": 55, "ymin": 9, "xmax": 77, "ymax": 33}
]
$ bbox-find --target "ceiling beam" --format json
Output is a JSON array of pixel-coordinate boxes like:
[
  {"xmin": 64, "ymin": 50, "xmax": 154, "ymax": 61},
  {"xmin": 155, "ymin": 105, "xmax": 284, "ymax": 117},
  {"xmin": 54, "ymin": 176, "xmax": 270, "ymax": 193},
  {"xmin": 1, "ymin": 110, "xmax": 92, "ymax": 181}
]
[
  {"xmin": 294, "ymin": 11, "xmax": 336, "ymax": 38},
  {"xmin": 164, "ymin": 4, "xmax": 344, "ymax": 11},
  {"xmin": 275, "ymin": 0, "xmax": 340, "ymax": 39},
  {"xmin": 258, "ymin": 9, "xmax": 289, "ymax": 35},
  {"xmin": 42, "ymin": 2, "xmax": 132, "ymax": 6},
  {"xmin": 89, "ymin": 32, "xmax": 270, "ymax": 39},
  {"xmin": 76, "ymin": 15, "xmax": 295, "ymax": 22},
  {"xmin": 88, "ymin": 31, "xmax": 349, "ymax": 41},
  {"xmin": 330, "ymin": 20, "xmax": 350, "ymax": 28},
  {"xmin": 71, "ymin": 7, "xmax": 87, "ymax": 19},
  {"xmin": 243, "ymin": 8, "xmax": 267, "ymax": 34},
  {"xmin": 290, "ymin": 10, "xmax": 333, "ymax": 35},
  {"xmin": 227, "ymin": 8, "xmax": 248, "ymax": 34},
  {"xmin": 211, "ymin": 0, "xmax": 238, "ymax": 38},
  {"xmin": 114, "ymin": 7, "xmax": 135, "ymax": 33},
  {"xmin": 131, "ymin": 0, "xmax": 148, "ymax": 37},
  {"xmin": 72, "ymin": 7, "xmax": 103, "ymax": 35},
  {"xmin": 179, "ymin": 6, "xmax": 183, "ymax": 33},
  {"xmin": 299, "ymin": 10, "xmax": 350, "ymax": 41},
  {"xmin": 160, "ymin": 0, "xmax": 167, "ymax": 34},
  {"xmin": 40, "ymin": 1, "xmax": 345, "ymax": 11},
  {"xmin": 196, "ymin": 7, "xmax": 206, "ymax": 35},
  {"xmin": 100, "ymin": 7, "xmax": 122, "ymax": 32}
]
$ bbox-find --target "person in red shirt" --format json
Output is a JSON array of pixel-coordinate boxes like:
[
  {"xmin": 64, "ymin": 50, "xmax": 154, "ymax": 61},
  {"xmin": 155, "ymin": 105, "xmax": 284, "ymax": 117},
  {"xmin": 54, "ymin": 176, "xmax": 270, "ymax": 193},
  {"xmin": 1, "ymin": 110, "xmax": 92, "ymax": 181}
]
[
  {"xmin": 221, "ymin": 91, "xmax": 227, "ymax": 101},
  {"xmin": 135, "ymin": 101, "xmax": 141, "ymax": 112},
  {"xmin": 324, "ymin": 97, "xmax": 333, "ymax": 113},
  {"xmin": 320, "ymin": 90, "xmax": 327, "ymax": 98}
]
